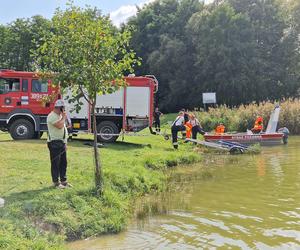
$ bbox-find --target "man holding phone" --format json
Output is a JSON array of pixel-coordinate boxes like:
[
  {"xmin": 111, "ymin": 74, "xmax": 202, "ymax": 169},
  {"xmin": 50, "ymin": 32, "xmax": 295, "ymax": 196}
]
[{"xmin": 47, "ymin": 99, "xmax": 70, "ymax": 188}]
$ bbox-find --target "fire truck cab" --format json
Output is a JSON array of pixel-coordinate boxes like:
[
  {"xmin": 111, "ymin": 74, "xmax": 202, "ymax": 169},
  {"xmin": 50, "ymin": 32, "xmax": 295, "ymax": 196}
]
[
  {"xmin": 0, "ymin": 70, "xmax": 56, "ymax": 139},
  {"xmin": 0, "ymin": 69, "xmax": 158, "ymax": 142}
]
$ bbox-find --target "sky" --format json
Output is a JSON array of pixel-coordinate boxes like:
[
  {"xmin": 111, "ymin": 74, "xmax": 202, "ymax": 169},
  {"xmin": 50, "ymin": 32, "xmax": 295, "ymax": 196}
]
[{"xmin": 0, "ymin": 0, "xmax": 155, "ymax": 27}]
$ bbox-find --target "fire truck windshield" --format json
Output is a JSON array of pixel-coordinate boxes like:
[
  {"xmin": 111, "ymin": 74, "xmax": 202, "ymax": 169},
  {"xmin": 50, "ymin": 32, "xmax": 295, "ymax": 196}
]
[{"xmin": 0, "ymin": 78, "xmax": 20, "ymax": 94}]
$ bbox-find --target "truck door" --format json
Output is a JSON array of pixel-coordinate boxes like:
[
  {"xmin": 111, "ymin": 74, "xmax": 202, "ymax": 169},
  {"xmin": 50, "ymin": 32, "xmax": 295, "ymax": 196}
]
[
  {"xmin": 125, "ymin": 86, "xmax": 151, "ymax": 132},
  {"xmin": 0, "ymin": 77, "xmax": 22, "ymax": 114},
  {"xmin": 126, "ymin": 86, "xmax": 150, "ymax": 117},
  {"xmin": 20, "ymin": 78, "xmax": 30, "ymax": 107}
]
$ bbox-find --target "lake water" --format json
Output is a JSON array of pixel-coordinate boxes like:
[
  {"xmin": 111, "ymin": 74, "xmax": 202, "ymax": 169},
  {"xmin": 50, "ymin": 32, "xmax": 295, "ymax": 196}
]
[{"xmin": 68, "ymin": 137, "xmax": 300, "ymax": 249}]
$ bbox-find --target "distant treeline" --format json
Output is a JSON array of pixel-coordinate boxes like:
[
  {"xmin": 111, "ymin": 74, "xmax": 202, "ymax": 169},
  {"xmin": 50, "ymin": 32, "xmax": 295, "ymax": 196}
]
[{"xmin": 0, "ymin": 0, "xmax": 299, "ymax": 112}]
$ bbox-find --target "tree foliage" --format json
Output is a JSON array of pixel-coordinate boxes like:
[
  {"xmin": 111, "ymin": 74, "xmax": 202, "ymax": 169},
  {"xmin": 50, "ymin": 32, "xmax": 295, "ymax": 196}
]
[
  {"xmin": 127, "ymin": 0, "xmax": 203, "ymax": 110},
  {"xmin": 0, "ymin": 16, "xmax": 50, "ymax": 71},
  {"xmin": 128, "ymin": 0, "xmax": 300, "ymax": 111}
]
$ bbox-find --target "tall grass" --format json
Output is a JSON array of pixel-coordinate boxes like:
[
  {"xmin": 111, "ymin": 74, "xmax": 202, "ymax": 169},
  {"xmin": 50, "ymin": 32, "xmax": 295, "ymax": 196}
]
[{"xmin": 195, "ymin": 99, "xmax": 300, "ymax": 134}]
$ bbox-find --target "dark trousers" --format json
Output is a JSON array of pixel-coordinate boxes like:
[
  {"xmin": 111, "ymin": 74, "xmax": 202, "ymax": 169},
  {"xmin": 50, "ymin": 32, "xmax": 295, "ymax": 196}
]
[
  {"xmin": 192, "ymin": 125, "xmax": 205, "ymax": 140},
  {"xmin": 48, "ymin": 142, "xmax": 67, "ymax": 183},
  {"xmin": 171, "ymin": 125, "xmax": 186, "ymax": 148},
  {"xmin": 67, "ymin": 127, "xmax": 73, "ymax": 139},
  {"xmin": 154, "ymin": 119, "xmax": 160, "ymax": 132}
]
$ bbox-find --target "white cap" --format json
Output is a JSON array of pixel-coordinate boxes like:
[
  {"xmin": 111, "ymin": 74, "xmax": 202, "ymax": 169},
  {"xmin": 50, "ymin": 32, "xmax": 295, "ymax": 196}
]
[{"xmin": 54, "ymin": 99, "xmax": 65, "ymax": 107}]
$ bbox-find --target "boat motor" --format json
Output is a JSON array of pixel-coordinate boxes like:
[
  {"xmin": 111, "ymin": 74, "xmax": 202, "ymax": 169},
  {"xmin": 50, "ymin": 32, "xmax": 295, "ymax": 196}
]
[{"xmin": 278, "ymin": 127, "xmax": 289, "ymax": 144}]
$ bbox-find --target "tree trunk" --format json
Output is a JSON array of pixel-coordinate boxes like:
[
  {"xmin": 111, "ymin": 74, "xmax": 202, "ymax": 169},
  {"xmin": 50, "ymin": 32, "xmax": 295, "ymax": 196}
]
[{"xmin": 92, "ymin": 102, "xmax": 103, "ymax": 195}]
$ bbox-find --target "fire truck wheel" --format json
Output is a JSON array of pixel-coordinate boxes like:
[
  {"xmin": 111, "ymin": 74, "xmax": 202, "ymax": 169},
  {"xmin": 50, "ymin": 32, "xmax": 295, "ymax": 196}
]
[
  {"xmin": 10, "ymin": 119, "xmax": 35, "ymax": 140},
  {"xmin": 97, "ymin": 121, "xmax": 119, "ymax": 143}
]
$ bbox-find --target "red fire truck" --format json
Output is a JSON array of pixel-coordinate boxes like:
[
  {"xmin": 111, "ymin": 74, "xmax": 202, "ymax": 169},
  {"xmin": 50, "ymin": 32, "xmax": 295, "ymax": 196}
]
[{"xmin": 0, "ymin": 69, "xmax": 158, "ymax": 142}]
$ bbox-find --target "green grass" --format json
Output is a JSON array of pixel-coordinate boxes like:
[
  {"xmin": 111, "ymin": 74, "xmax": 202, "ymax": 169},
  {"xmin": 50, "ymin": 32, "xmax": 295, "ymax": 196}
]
[
  {"xmin": 0, "ymin": 128, "xmax": 202, "ymax": 249},
  {"xmin": 160, "ymin": 113, "xmax": 178, "ymax": 125}
]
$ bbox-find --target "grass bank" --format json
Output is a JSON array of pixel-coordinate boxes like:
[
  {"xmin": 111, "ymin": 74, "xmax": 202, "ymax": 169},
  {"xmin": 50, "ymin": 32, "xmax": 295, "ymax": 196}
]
[{"xmin": 0, "ymin": 129, "xmax": 202, "ymax": 249}]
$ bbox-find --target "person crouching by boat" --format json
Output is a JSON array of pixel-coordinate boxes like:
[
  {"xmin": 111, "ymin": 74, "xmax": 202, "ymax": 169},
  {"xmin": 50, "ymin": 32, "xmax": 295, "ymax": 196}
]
[
  {"xmin": 251, "ymin": 116, "xmax": 263, "ymax": 134},
  {"xmin": 215, "ymin": 123, "xmax": 225, "ymax": 134},
  {"xmin": 189, "ymin": 113, "xmax": 206, "ymax": 140},
  {"xmin": 181, "ymin": 109, "xmax": 189, "ymax": 124},
  {"xmin": 171, "ymin": 111, "xmax": 186, "ymax": 149}
]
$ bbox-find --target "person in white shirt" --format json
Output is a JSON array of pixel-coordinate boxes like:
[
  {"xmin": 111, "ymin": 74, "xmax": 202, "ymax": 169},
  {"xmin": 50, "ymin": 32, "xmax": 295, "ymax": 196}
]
[
  {"xmin": 171, "ymin": 111, "xmax": 186, "ymax": 149},
  {"xmin": 189, "ymin": 113, "xmax": 205, "ymax": 140},
  {"xmin": 47, "ymin": 99, "xmax": 69, "ymax": 189}
]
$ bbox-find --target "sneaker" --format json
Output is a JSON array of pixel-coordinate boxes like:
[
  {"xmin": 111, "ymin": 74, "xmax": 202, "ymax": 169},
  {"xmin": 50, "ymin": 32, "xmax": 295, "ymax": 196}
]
[
  {"xmin": 61, "ymin": 181, "xmax": 73, "ymax": 188},
  {"xmin": 53, "ymin": 182, "xmax": 60, "ymax": 188},
  {"xmin": 57, "ymin": 183, "xmax": 66, "ymax": 189}
]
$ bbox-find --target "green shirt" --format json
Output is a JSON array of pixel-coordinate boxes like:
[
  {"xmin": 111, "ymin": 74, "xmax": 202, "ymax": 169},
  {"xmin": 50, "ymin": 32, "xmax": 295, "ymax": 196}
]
[{"xmin": 47, "ymin": 111, "xmax": 68, "ymax": 144}]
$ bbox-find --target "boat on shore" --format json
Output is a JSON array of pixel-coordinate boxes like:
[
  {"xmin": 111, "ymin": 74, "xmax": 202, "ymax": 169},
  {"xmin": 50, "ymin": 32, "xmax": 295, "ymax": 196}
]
[
  {"xmin": 204, "ymin": 132, "xmax": 283, "ymax": 145},
  {"xmin": 204, "ymin": 106, "xmax": 287, "ymax": 145}
]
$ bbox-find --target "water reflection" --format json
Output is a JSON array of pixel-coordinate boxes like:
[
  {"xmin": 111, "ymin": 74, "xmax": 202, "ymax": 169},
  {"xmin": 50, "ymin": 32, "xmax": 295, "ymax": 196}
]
[
  {"xmin": 69, "ymin": 137, "xmax": 300, "ymax": 250},
  {"xmin": 256, "ymin": 157, "xmax": 266, "ymax": 177}
]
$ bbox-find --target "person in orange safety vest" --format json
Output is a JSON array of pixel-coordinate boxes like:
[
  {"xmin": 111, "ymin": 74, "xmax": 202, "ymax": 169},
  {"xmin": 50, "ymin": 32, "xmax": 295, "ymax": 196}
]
[
  {"xmin": 215, "ymin": 123, "xmax": 225, "ymax": 134},
  {"xmin": 185, "ymin": 121, "xmax": 193, "ymax": 139},
  {"xmin": 251, "ymin": 116, "xmax": 263, "ymax": 134}
]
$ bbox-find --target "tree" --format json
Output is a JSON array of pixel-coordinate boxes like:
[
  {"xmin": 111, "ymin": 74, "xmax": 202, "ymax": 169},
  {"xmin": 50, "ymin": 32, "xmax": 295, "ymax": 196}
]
[
  {"xmin": 0, "ymin": 16, "xmax": 50, "ymax": 71},
  {"xmin": 283, "ymin": 0, "xmax": 300, "ymax": 95},
  {"xmin": 34, "ymin": 4, "xmax": 139, "ymax": 195},
  {"xmin": 187, "ymin": 4, "xmax": 261, "ymax": 106},
  {"xmin": 227, "ymin": 0, "xmax": 299, "ymax": 100},
  {"xmin": 0, "ymin": 25, "xmax": 9, "ymax": 68},
  {"xmin": 127, "ymin": 0, "xmax": 203, "ymax": 111}
]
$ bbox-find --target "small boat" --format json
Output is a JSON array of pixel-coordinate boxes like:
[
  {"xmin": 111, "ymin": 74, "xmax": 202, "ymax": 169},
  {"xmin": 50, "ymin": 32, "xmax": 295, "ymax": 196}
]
[
  {"xmin": 204, "ymin": 133, "xmax": 283, "ymax": 145},
  {"xmin": 204, "ymin": 106, "xmax": 286, "ymax": 145}
]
